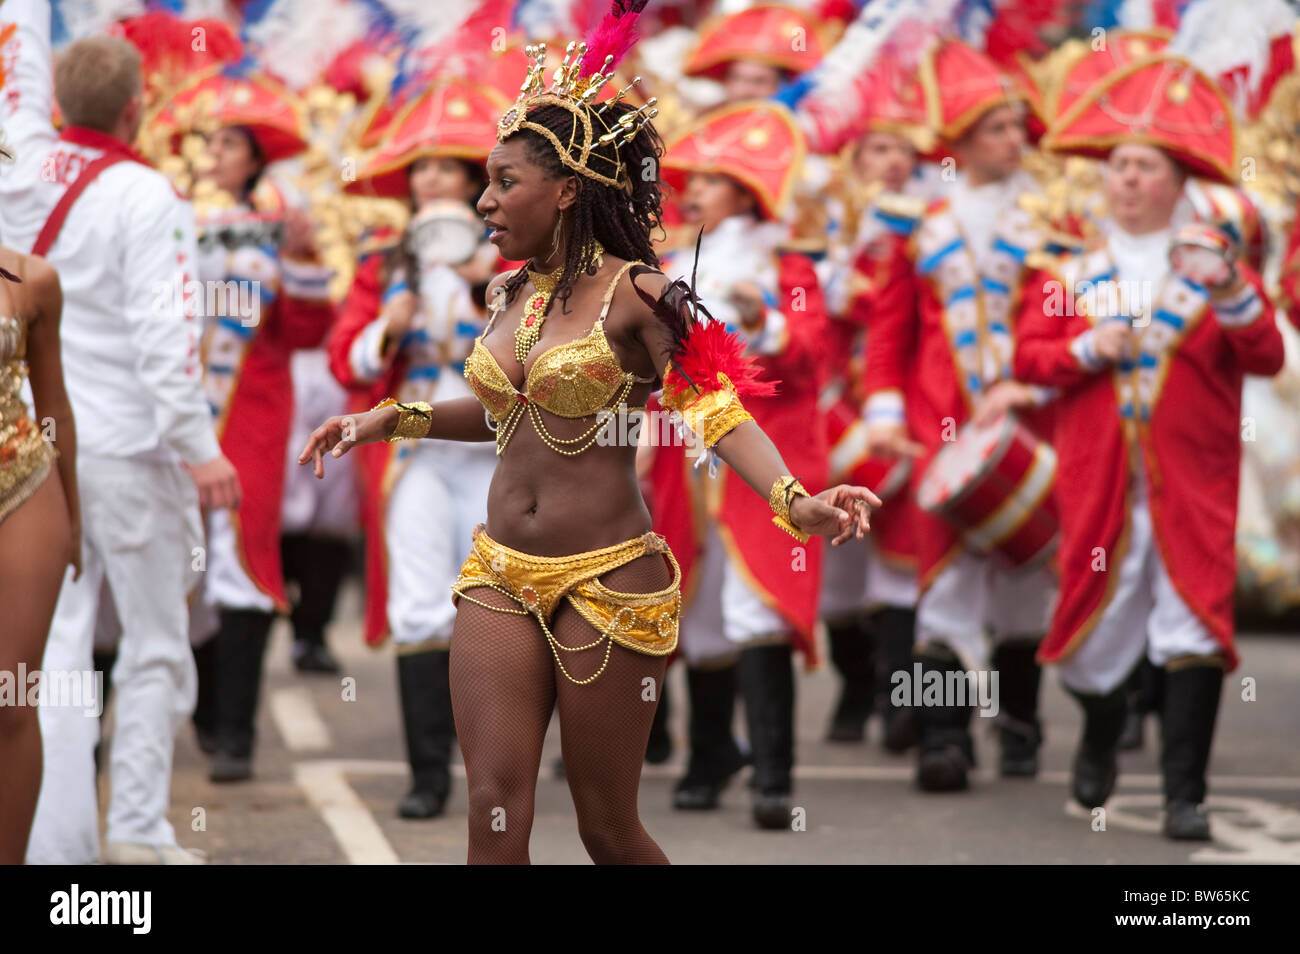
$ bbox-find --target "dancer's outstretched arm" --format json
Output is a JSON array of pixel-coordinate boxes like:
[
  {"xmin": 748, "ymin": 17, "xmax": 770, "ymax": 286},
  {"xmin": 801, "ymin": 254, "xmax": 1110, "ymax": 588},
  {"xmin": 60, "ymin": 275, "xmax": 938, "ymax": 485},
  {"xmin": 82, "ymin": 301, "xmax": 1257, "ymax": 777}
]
[
  {"xmin": 297, "ymin": 397, "xmax": 492, "ymax": 478},
  {"xmin": 630, "ymin": 268, "xmax": 880, "ymax": 547}
]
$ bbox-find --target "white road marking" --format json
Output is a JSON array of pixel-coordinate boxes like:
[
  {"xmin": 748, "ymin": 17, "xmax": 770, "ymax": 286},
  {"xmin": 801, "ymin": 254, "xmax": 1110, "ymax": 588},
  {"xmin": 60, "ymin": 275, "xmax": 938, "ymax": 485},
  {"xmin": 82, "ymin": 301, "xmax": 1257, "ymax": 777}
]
[
  {"xmin": 268, "ymin": 687, "xmax": 332, "ymax": 752},
  {"xmin": 1067, "ymin": 794, "xmax": 1300, "ymax": 864},
  {"xmin": 293, "ymin": 760, "xmax": 401, "ymax": 865}
]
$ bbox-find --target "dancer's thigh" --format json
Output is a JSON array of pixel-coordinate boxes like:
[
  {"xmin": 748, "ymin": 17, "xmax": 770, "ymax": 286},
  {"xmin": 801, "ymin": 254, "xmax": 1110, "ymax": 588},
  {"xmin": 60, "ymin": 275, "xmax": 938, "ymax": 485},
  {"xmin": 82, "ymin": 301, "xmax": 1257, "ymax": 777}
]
[
  {"xmin": 449, "ymin": 589, "xmax": 556, "ymax": 781},
  {"xmin": 552, "ymin": 554, "xmax": 670, "ymax": 808},
  {"xmin": 0, "ymin": 471, "xmax": 70, "ymax": 675}
]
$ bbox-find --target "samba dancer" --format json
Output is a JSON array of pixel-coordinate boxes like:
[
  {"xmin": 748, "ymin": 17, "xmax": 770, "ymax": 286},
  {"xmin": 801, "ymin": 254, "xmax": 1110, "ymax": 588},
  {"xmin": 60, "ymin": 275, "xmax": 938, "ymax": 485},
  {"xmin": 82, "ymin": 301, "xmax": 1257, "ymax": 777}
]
[
  {"xmin": 4, "ymin": 0, "xmax": 236, "ymax": 865},
  {"xmin": 300, "ymin": 17, "xmax": 880, "ymax": 864},
  {"xmin": 0, "ymin": 150, "xmax": 79, "ymax": 863}
]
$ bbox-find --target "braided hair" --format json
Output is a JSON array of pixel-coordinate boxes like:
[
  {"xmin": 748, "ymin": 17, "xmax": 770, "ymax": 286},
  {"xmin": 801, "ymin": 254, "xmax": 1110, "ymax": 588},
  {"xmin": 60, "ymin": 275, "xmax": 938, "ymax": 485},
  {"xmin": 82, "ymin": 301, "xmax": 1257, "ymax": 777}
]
[{"xmin": 499, "ymin": 99, "xmax": 665, "ymax": 314}]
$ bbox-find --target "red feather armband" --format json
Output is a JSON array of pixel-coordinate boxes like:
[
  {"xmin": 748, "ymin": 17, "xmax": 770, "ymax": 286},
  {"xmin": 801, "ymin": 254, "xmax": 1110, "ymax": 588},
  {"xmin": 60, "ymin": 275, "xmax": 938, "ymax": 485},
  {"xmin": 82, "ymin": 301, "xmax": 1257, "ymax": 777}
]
[
  {"xmin": 661, "ymin": 322, "xmax": 774, "ymax": 449},
  {"xmin": 630, "ymin": 229, "xmax": 778, "ymax": 450}
]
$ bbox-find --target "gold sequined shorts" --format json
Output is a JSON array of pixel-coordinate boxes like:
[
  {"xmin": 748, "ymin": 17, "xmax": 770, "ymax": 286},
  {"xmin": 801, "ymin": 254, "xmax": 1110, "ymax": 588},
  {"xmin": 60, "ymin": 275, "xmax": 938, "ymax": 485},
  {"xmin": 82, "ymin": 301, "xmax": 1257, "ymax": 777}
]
[{"xmin": 451, "ymin": 525, "xmax": 680, "ymax": 684}]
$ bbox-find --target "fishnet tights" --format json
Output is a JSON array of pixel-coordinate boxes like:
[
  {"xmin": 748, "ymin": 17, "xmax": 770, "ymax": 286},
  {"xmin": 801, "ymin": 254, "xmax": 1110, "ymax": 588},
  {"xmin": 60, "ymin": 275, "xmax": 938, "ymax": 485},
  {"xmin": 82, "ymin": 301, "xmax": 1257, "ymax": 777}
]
[{"xmin": 450, "ymin": 553, "xmax": 671, "ymax": 865}]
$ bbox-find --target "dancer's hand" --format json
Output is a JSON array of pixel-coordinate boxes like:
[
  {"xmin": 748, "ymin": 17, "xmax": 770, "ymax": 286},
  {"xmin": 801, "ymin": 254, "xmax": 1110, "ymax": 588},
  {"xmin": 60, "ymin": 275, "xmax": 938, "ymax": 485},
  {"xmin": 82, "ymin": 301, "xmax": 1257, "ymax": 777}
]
[
  {"xmin": 298, "ymin": 406, "xmax": 399, "ymax": 477},
  {"xmin": 790, "ymin": 484, "xmax": 882, "ymax": 546}
]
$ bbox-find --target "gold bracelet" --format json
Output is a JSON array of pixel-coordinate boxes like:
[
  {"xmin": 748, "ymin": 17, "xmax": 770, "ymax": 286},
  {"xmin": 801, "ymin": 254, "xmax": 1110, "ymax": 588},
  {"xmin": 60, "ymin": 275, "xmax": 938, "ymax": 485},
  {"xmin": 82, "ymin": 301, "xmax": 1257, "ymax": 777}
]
[
  {"xmin": 372, "ymin": 398, "xmax": 433, "ymax": 442},
  {"xmin": 769, "ymin": 476, "xmax": 811, "ymax": 543}
]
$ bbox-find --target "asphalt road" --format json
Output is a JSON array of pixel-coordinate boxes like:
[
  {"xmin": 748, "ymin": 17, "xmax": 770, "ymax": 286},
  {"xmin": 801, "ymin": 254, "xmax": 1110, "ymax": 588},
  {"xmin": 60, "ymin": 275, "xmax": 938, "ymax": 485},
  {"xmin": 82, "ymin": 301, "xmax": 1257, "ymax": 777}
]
[{"xmin": 104, "ymin": 583, "xmax": 1300, "ymax": 864}]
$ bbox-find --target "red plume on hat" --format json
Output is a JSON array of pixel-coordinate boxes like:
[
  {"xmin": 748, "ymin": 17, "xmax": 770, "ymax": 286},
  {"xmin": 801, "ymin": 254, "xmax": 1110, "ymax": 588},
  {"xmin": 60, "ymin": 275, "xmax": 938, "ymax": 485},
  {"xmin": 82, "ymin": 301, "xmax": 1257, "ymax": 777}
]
[{"xmin": 112, "ymin": 13, "xmax": 243, "ymax": 101}]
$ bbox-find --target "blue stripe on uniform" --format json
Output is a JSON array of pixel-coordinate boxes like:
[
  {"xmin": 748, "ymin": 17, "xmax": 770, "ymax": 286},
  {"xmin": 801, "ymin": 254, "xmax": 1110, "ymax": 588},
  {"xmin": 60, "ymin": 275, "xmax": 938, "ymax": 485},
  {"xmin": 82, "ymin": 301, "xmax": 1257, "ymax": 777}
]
[
  {"xmin": 992, "ymin": 237, "xmax": 1026, "ymax": 262},
  {"xmin": 217, "ymin": 317, "xmax": 256, "ymax": 338},
  {"xmin": 918, "ymin": 238, "xmax": 963, "ymax": 275}
]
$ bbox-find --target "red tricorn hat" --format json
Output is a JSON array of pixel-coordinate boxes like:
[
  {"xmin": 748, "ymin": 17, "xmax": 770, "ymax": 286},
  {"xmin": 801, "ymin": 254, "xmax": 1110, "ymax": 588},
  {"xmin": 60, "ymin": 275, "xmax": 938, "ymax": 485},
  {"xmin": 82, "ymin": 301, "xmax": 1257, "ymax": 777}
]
[
  {"xmin": 661, "ymin": 101, "xmax": 806, "ymax": 222},
  {"xmin": 153, "ymin": 67, "xmax": 309, "ymax": 163},
  {"xmin": 345, "ymin": 79, "xmax": 504, "ymax": 199},
  {"xmin": 1043, "ymin": 55, "xmax": 1238, "ymax": 186},
  {"xmin": 920, "ymin": 37, "xmax": 1037, "ymax": 144},
  {"xmin": 860, "ymin": 56, "xmax": 937, "ymax": 156},
  {"xmin": 683, "ymin": 3, "xmax": 825, "ymax": 81},
  {"xmin": 1050, "ymin": 29, "xmax": 1172, "ymax": 121}
]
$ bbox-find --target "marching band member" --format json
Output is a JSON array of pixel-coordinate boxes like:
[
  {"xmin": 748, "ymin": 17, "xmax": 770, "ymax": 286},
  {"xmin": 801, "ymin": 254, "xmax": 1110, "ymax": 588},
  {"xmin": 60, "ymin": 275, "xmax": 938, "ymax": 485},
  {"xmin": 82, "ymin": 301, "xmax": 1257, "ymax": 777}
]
[
  {"xmin": 682, "ymin": 3, "xmax": 825, "ymax": 105},
  {"xmin": 154, "ymin": 68, "xmax": 337, "ymax": 783},
  {"xmin": 1016, "ymin": 56, "xmax": 1284, "ymax": 840},
  {"xmin": 648, "ymin": 101, "xmax": 830, "ymax": 828},
  {"xmin": 4, "ymin": 0, "xmax": 236, "ymax": 864},
  {"xmin": 816, "ymin": 57, "xmax": 933, "ymax": 750},
  {"xmin": 279, "ymin": 346, "xmax": 357, "ymax": 676},
  {"xmin": 330, "ymin": 78, "xmax": 501, "ymax": 819},
  {"xmin": 863, "ymin": 38, "xmax": 1058, "ymax": 792}
]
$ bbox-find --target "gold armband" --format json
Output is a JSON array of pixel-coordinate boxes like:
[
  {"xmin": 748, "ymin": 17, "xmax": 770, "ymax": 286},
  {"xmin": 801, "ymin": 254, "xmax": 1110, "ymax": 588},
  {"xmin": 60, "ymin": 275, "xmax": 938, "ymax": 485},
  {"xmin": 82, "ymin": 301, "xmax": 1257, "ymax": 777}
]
[
  {"xmin": 660, "ymin": 370, "xmax": 755, "ymax": 449},
  {"xmin": 769, "ymin": 475, "xmax": 811, "ymax": 543},
  {"xmin": 373, "ymin": 398, "xmax": 433, "ymax": 442}
]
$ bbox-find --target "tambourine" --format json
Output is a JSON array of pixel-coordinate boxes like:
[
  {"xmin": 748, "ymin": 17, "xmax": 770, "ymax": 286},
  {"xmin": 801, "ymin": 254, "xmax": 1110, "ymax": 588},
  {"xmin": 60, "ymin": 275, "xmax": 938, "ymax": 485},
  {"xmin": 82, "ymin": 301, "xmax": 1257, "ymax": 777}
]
[
  {"xmin": 1168, "ymin": 223, "xmax": 1237, "ymax": 289},
  {"xmin": 406, "ymin": 199, "xmax": 482, "ymax": 268}
]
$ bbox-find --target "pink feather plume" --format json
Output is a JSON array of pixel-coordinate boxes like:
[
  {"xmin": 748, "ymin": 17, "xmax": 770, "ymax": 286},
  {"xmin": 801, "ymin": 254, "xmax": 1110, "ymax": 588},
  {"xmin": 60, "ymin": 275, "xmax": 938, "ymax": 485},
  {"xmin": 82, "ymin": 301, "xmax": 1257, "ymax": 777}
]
[{"xmin": 580, "ymin": 0, "xmax": 649, "ymax": 77}]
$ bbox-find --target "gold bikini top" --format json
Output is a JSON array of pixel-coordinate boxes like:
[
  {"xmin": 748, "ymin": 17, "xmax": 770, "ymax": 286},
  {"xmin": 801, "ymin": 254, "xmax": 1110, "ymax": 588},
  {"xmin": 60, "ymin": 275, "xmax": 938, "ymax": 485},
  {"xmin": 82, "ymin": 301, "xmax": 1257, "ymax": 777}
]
[{"xmin": 464, "ymin": 260, "xmax": 658, "ymax": 456}]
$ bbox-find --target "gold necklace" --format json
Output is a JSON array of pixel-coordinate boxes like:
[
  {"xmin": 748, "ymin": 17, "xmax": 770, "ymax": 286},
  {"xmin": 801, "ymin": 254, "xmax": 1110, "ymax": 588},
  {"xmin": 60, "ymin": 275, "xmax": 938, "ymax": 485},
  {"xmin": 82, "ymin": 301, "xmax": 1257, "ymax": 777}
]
[{"xmin": 514, "ymin": 241, "xmax": 604, "ymax": 366}]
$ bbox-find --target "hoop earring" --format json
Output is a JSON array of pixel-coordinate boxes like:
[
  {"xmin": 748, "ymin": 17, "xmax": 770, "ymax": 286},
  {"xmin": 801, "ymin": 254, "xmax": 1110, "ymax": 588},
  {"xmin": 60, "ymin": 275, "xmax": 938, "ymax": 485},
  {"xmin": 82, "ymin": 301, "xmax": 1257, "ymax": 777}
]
[{"xmin": 550, "ymin": 216, "xmax": 563, "ymax": 259}]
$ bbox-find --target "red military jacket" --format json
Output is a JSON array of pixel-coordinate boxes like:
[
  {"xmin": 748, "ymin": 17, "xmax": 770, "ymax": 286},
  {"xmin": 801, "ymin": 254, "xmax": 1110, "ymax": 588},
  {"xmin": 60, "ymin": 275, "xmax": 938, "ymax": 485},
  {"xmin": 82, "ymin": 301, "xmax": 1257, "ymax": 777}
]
[{"xmin": 1014, "ymin": 246, "xmax": 1283, "ymax": 669}]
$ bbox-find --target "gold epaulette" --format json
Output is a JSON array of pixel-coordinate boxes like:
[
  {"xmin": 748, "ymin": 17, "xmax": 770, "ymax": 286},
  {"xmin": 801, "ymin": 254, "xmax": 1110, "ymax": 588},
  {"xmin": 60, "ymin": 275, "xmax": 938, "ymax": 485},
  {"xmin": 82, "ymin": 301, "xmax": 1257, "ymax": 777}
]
[{"xmin": 874, "ymin": 192, "xmax": 928, "ymax": 222}]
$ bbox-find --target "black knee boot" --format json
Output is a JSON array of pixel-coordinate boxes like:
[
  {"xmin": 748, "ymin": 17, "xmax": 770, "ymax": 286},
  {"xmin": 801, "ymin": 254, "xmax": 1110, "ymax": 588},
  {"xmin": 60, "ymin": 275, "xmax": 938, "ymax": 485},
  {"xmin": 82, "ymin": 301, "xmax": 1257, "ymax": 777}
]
[
  {"xmin": 1161, "ymin": 661, "xmax": 1223, "ymax": 841},
  {"xmin": 674, "ymin": 662, "xmax": 745, "ymax": 810},
  {"xmin": 396, "ymin": 647, "xmax": 456, "ymax": 819},
  {"xmin": 737, "ymin": 643, "xmax": 795, "ymax": 830},
  {"xmin": 992, "ymin": 638, "xmax": 1043, "ymax": 778},
  {"xmin": 825, "ymin": 613, "xmax": 874, "ymax": 743},
  {"xmin": 281, "ymin": 533, "xmax": 349, "ymax": 674},
  {"xmin": 1118, "ymin": 657, "xmax": 1163, "ymax": 750},
  {"xmin": 872, "ymin": 606, "xmax": 918, "ymax": 753},
  {"xmin": 646, "ymin": 677, "xmax": 672, "ymax": 764},
  {"xmin": 210, "ymin": 608, "xmax": 274, "ymax": 782},
  {"xmin": 192, "ymin": 638, "xmax": 218, "ymax": 755},
  {"xmin": 1065, "ymin": 682, "xmax": 1128, "ymax": 809},
  {"xmin": 914, "ymin": 647, "xmax": 975, "ymax": 792}
]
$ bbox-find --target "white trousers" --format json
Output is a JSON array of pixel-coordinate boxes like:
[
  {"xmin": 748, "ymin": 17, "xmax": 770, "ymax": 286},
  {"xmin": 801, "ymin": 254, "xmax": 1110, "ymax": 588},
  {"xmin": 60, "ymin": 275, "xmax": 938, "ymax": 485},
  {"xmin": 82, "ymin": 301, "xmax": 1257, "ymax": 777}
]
[
  {"xmin": 27, "ymin": 454, "xmax": 199, "ymax": 863},
  {"xmin": 678, "ymin": 524, "xmax": 788, "ymax": 665},
  {"xmin": 202, "ymin": 507, "xmax": 275, "ymax": 614},
  {"xmin": 281, "ymin": 349, "xmax": 358, "ymax": 537},
  {"xmin": 1056, "ymin": 484, "xmax": 1220, "ymax": 695},
  {"xmin": 820, "ymin": 535, "xmax": 918, "ymax": 619},
  {"xmin": 386, "ymin": 440, "xmax": 495, "ymax": 645},
  {"xmin": 916, "ymin": 550, "xmax": 1057, "ymax": 670}
]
